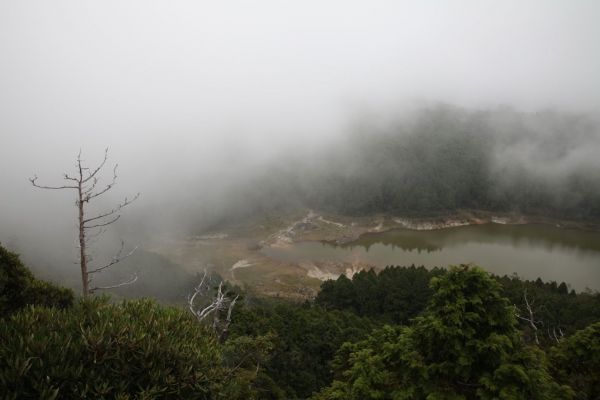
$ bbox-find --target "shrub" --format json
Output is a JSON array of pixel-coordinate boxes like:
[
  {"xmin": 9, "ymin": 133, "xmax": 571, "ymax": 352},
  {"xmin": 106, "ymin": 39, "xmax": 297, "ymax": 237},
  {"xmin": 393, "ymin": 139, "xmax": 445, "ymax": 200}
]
[
  {"xmin": 550, "ymin": 322, "xmax": 600, "ymax": 400},
  {"xmin": 0, "ymin": 297, "xmax": 236, "ymax": 399},
  {"xmin": 0, "ymin": 243, "xmax": 73, "ymax": 316}
]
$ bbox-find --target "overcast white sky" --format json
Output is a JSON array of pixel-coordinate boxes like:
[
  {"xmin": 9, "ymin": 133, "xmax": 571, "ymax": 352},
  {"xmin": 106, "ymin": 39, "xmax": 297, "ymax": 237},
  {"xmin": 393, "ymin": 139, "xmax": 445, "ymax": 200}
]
[{"xmin": 1, "ymin": 1, "xmax": 599, "ymax": 248}]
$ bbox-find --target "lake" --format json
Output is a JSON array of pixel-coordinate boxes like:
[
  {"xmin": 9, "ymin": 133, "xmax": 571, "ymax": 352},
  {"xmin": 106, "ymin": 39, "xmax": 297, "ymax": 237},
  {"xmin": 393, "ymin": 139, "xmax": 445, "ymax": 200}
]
[{"xmin": 262, "ymin": 224, "xmax": 600, "ymax": 292}]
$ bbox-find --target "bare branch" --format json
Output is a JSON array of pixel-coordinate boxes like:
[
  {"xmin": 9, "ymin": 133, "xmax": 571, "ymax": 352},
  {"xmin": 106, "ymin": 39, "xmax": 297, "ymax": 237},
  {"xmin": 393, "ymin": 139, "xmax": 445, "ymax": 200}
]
[
  {"xmin": 90, "ymin": 273, "xmax": 138, "ymax": 293},
  {"xmin": 85, "ymin": 182, "xmax": 115, "ymax": 202},
  {"xmin": 83, "ymin": 207, "xmax": 120, "ymax": 224},
  {"xmin": 189, "ymin": 275, "xmax": 232, "ymax": 321},
  {"xmin": 84, "ymin": 215, "xmax": 120, "ymax": 229},
  {"xmin": 188, "ymin": 270, "xmax": 211, "ymax": 316},
  {"xmin": 82, "ymin": 147, "xmax": 109, "ymax": 183},
  {"xmin": 29, "ymin": 175, "xmax": 78, "ymax": 190},
  {"xmin": 84, "ymin": 164, "xmax": 118, "ymax": 202},
  {"xmin": 226, "ymin": 294, "xmax": 239, "ymax": 323},
  {"xmin": 514, "ymin": 289, "xmax": 541, "ymax": 345},
  {"xmin": 84, "ymin": 227, "xmax": 108, "ymax": 244},
  {"xmin": 63, "ymin": 173, "xmax": 79, "ymax": 182},
  {"xmin": 83, "ymin": 176, "xmax": 99, "ymax": 196},
  {"xmin": 188, "ymin": 272, "xmax": 239, "ymax": 342},
  {"xmin": 88, "ymin": 241, "xmax": 137, "ymax": 274},
  {"xmin": 83, "ymin": 193, "xmax": 140, "ymax": 224}
]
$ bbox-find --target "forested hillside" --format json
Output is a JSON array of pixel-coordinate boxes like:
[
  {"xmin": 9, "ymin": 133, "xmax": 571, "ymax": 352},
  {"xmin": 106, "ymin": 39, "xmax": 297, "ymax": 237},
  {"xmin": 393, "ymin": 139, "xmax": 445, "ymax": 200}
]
[
  {"xmin": 202, "ymin": 106, "xmax": 600, "ymax": 232},
  {"xmin": 312, "ymin": 266, "xmax": 589, "ymax": 400},
  {"xmin": 2, "ymin": 1, "xmax": 599, "ymax": 398},
  {"xmin": 304, "ymin": 107, "xmax": 600, "ymax": 219},
  {"xmin": 2, "ymin": 244, "xmax": 599, "ymax": 399}
]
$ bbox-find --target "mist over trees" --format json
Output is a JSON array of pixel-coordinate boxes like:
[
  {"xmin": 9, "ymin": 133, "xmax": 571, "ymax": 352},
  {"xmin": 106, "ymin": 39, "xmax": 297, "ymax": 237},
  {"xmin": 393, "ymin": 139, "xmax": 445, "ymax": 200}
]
[
  {"xmin": 4, "ymin": 104, "xmax": 600, "ymax": 293},
  {"xmin": 1, "ymin": 0, "xmax": 600, "ymax": 293},
  {"xmin": 2, "ymin": 2, "xmax": 600, "ymax": 398},
  {"xmin": 186, "ymin": 105, "xmax": 600, "ymax": 232}
]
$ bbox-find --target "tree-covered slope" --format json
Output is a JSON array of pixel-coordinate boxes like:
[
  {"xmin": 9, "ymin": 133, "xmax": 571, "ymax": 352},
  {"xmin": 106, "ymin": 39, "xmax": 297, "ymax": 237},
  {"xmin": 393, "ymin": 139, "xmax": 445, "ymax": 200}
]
[
  {"xmin": 313, "ymin": 266, "xmax": 574, "ymax": 400},
  {"xmin": 2, "ymin": 243, "xmax": 599, "ymax": 399}
]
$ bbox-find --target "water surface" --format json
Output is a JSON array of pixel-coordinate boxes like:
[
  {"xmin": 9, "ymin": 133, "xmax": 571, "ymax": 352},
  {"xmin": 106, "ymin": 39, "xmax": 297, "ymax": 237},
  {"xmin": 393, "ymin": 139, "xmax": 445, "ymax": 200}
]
[{"xmin": 263, "ymin": 224, "xmax": 600, "ymax": 292}]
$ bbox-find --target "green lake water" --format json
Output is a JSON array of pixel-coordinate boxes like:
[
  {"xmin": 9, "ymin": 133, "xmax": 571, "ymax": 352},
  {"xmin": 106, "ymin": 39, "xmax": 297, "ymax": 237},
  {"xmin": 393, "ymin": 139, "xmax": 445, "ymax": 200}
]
[{"xmin": 262, "ymin": 224, "xmax": 600, "ymax": 292}]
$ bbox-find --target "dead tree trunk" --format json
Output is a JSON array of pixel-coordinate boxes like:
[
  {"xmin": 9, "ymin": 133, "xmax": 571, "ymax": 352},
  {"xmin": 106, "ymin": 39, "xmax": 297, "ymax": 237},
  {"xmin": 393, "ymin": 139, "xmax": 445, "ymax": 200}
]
[
  {"xmin": 30, "ymin": 148, "xmax": 139, "ymax": 296},
  {"xmin": 188, "ymin": 270, "xmax": 239, "ymax": 341},
  {"xmin": 78, "ymin": 184, "xmax": 88, "ymax": 296},
  {"xmin": 76, "ymin": 162, "xmax": 89, "ymax": 295}
]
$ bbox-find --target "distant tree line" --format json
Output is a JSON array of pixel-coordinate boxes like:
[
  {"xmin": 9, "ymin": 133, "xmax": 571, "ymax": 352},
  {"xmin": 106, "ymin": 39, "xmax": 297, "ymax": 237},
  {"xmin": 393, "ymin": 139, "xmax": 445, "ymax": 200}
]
[
  {"xmin": 302, "ymin": 106, "xmax": 600, "ymax": 219},
  {"xmin": 316, "ymin": 265, "xmax": 600, "ymax": 345}
]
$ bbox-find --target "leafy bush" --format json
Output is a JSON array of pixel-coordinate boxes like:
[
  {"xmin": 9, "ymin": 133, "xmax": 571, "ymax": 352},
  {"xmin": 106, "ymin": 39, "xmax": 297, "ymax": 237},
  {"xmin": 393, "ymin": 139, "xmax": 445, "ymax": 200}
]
[
  {"xmin": 550, "ymin": 322, "xmax": 600, "ymax": 400},
  {"xmin": 0, "ymin": 297, "xmax": 247, "ymax": 399},
  {"xmin": 0, "ymin": 243, "xmax": 73, "ymax": 316}
]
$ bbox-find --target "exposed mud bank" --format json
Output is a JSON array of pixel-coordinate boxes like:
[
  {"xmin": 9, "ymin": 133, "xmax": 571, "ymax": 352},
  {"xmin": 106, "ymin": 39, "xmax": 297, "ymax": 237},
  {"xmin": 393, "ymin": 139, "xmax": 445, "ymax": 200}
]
[
  {"xmin": 387, "ymin": 211, "xmax": 600, "ymax": 236},
  {"xmin": 259, "ymin": 209, "xmax": 599, "ymax": 249},
  {"xmin": 150, "ymin": 209, "xmax": 600, "ymax": 300},
  {"xmin": 255, "ymin": 209, "xmax": 600, "ymax": 284}
]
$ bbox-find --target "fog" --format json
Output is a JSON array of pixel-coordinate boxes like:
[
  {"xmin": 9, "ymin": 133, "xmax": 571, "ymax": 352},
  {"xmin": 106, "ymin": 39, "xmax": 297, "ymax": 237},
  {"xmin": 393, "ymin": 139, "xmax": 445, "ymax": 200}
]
[{"xmin": 1, "ymin": 1, "xmax": 600, "ymax": 288}]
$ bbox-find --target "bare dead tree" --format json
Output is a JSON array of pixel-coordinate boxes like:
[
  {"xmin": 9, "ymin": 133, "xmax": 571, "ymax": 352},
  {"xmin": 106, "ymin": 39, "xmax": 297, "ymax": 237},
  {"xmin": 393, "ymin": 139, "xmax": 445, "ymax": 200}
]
[
  {"xmin": 542, "ymin": 308, "xmax": 565, "ymax": 344},
  {"xmin": 546, "ymin": 326, "xmax": 564, "ymax": 343},
  {"xmin": 514, "ymin": 288, "xmax": 567, "ymax": 345},
  {"xmin": 30, "ymin": 148, "xmax": 139, "ymax": 296},
  {"xmin": 514, "ymin": 289, "xmax": 542, "ymax": 345},
  {"xmin": 188, "ymin": 270, "xmax": 239, "ymax": 341}
]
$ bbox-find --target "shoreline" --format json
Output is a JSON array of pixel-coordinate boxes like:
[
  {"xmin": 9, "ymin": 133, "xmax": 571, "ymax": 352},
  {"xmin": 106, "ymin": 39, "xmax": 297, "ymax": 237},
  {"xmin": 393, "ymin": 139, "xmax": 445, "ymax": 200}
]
[
  {"xmin": 316, "ymin": 209, "xmax": 600, "ymax": 245},
  {"xmin": 150, "ymin": 209, "xmax": 600, "ymax": 300}
]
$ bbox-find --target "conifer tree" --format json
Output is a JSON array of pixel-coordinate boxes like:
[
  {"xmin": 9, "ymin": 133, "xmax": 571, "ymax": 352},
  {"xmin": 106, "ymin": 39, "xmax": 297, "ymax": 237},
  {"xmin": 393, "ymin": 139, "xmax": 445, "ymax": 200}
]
[{"xmin": 314, "ymin": 265, "xmax": 572, "ymax": 400}]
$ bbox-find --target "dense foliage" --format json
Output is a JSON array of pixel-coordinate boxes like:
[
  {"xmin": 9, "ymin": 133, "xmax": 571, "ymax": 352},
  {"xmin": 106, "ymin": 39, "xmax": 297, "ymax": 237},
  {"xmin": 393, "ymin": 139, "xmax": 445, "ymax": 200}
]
[
  {"xmin": 230, "ymin": 300, "xmax": 374, "ymax": 399},
  {"xmin": 316, "ymin": 266, "xmax": 443, "ymax": 324},
  {"xmin": 313, "ymin": 266, "xmax": 572, "ymax": 399},
  {"xmin": 550, "ymin": 322, "xmax": 600, "ymax": 400},
  {"xmin": 0, "ymin": 297, "xmax": 272, "ymax": 400},
  {"xmin": 317, "ymin": 265, "xmax": 600, "ymax": 345},
  {"xmin": 2, "ymin": 246, "xmax": 599, "ymax": 399},
  {"xmin": 305, "ymin": 108, "xmax": 600, "ymax": 219},
  {"xmin": 0, "ymin": 243, "xmax": 73, "ymax": 316}
]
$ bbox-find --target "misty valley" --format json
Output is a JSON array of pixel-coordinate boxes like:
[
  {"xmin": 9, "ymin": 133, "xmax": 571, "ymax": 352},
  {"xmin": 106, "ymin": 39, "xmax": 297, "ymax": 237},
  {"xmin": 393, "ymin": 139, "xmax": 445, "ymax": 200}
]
[
  {"xmin": 3, "ymin": 106, "xmax": 600, "ymax": 400},
  {"xmin": 2, "ymin": 2, "xmax": 600, "ymax": 399},
  {"xmin": 137, "ymin": 210, "xmax": 600, "ymax": 303}
]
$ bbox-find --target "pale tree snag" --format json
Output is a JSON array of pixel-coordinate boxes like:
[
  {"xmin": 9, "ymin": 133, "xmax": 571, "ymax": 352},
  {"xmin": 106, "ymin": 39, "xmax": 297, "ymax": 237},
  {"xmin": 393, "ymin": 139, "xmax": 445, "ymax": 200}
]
[
  {"xmin": 544, "ymin": 314, "xmax": 565, "ymax": 344},
  {"xmin": 30, "ymin": 148, "xmax": 139, "ymax": 296},
  {"xmin": 188, "ymin": 270, "xmax": 239, "ymax": 342},
  {"xmin": 514, "ymin": 289, "xmax": 542, "ymax": 345},
  {"xmin": 514, "ymin": 289, "xmax": 566, "ymax": 345}
]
